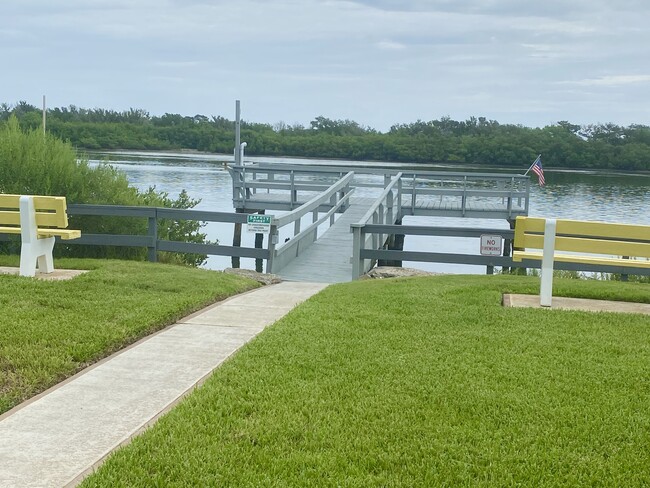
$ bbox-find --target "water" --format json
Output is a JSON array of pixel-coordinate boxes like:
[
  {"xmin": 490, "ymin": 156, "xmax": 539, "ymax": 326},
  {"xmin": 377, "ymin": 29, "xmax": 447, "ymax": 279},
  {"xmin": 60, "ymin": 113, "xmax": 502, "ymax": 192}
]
[{"xmin": 88, "ymin": 150, "xmax": 650, "ymax": 274}]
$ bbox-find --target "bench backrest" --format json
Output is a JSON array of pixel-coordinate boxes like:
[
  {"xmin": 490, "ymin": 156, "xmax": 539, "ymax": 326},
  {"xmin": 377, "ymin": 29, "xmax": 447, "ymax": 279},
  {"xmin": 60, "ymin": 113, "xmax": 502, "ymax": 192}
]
[
  {"xmin": 514, "ymin": 216, "xmax": 650, "ymax": 259},
  {"xmin": 0, "ymin": 194, "xmax": 70, "ymax": 229}
]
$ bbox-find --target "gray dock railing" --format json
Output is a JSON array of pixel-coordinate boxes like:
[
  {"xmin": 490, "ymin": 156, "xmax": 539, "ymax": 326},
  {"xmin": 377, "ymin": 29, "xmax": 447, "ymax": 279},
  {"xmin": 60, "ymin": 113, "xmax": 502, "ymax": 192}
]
[
  {"xmin": 351, "ymin": 173, "xmax": 403, "ymax": 278},
  {"xmin": 229, "ymin": 163, "xmax": 530, "ymax": 219},
  {"xmin": 269, "ymin": 172, "xmax": 354, "ymax": 274}
]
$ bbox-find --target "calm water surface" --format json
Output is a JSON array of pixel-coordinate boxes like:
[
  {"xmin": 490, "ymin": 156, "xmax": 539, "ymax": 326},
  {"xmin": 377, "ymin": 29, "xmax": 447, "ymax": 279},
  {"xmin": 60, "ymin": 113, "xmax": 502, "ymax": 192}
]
[{"xmin": 89, "ymin": 151, "xmax": 650, "ymax": 274}]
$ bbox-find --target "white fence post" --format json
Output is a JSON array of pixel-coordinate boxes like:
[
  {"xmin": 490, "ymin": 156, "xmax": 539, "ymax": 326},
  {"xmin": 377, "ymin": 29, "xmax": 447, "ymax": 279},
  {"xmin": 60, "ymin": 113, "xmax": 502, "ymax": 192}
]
[{"xmin": 540, "ymin": 218, "xmax": 557, "ymax": 307}]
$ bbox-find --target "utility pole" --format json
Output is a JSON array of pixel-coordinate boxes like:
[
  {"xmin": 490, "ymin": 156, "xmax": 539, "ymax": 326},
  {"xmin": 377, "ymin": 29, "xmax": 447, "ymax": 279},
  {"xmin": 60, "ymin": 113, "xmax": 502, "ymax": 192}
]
[
  {"xmin": 42, "ymin": 95, "xmax": 46, "ymax": 135},
  {"xmin": 234, "ymin": 100, "xmax": 241, "ymax": 165}
]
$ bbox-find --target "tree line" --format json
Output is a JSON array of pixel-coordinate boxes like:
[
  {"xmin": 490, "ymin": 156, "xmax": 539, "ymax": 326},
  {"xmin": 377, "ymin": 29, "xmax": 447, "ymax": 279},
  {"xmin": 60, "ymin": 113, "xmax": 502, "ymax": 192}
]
[{"xmin": 2, "ymin": 101, "xmax": 649, "ymax": 171}]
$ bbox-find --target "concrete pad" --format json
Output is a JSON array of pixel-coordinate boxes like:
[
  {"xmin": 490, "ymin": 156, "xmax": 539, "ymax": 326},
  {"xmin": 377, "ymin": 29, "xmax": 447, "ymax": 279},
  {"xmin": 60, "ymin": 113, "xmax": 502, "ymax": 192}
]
[
  {"xmin": 0, "ymin": 266, "xmax": 88, "ymax": 281},
  {"xmin": 0, "ymin": 281, "xmax": 328, "ymax": 487},
  {"xmin": 503, "ymin": 294, "xmax": 650, "ymax": 315}
]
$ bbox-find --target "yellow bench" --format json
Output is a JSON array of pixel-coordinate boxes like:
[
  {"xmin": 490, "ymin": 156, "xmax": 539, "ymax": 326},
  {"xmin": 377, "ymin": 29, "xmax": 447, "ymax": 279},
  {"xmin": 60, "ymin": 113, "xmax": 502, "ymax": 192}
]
[
  {"xmin": 0, "ymin": 194, "xmax": 81, "ymax": 277},
  {"xmin": 513, "ymin": 216, "xmax": 650, "ymax": 306}
]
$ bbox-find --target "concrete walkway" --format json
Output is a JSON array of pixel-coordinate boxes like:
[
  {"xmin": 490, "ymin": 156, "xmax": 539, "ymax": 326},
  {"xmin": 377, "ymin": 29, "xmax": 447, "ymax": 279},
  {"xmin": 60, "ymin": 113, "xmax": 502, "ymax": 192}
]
[{"xmin": 0, "ymin": 281, "xmax": 327, "ymax": 488}]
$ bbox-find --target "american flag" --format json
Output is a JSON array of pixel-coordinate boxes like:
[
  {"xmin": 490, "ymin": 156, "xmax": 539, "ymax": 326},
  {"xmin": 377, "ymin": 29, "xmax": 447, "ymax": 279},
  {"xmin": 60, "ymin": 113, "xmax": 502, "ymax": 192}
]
[{"xmin": 530, "ymin": 155, "xmax": 545, "ymax": 186}]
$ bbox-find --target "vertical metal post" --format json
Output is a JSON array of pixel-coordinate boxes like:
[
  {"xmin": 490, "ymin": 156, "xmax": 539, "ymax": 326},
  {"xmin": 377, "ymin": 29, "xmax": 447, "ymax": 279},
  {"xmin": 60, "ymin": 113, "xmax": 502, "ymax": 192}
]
[
  {"xmin": 351, "ymin": 225, "xmax": 363, "ymax": 280},
  {"xmin": 255, "ymin": 210, "xmax": 264, "ymax": 273},
  {"xmin": 266, "ymin": 224, "xmax": 278, "ymax": 274},
  {"xmin": 507, "ymin": 177, "xmax": 514, "ymax": 218},
  {"xmin": 411, "ymin": 174, "xmax": 416, "ymax": 213},
  {"xmin": 461, "ymin": 176, "xmax": 467, "ymax": 217},
  {"xmin": 42, "ymin": 95, "xmax": 46, "ymax": 135},
  {"xmin": 234, "ymin": 100, "xmax": 241, "ymax": 166},
  {"xmin": 232, "ymin": 208, "xmax": 244, "ymax": 268},
  {"xmin": 540, "ymin": 218, "xmax": 557, "ymax": 307}
]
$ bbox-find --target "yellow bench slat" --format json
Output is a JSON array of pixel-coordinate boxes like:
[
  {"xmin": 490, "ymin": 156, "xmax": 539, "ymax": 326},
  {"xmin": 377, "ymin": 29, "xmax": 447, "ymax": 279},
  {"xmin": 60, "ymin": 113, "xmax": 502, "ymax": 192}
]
[
  {"xmin": 515, "ymin": 234, "xmax": 650, "ymax": 259},
  {"xmin": 0, "ymin": 194, "xmax": 20, "ymax": 207},
  {"xmin": 0, "ymin": 195, "xmax": 70, "ymax": 229},
  {"xmin": 38, "ymin": 229, "xmax": 81, "ymax": 240},
  {"xmin": 513, "ymin": 250, "xmax": 650, "ymax": 268},
  {"xmin": 0, "ymin": 226, "xmax": 81, "ymax": 240},
  {"xmin": 515, "ymin": 216, "xmax": 650, "ymax": 244}
]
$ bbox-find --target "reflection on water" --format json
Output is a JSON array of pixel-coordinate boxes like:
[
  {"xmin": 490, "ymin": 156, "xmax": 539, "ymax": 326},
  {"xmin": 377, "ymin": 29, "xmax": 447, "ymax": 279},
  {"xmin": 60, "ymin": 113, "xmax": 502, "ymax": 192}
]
[{"xmin": 89, "ymin": 151, "xmax": 650, "ymax": 274}]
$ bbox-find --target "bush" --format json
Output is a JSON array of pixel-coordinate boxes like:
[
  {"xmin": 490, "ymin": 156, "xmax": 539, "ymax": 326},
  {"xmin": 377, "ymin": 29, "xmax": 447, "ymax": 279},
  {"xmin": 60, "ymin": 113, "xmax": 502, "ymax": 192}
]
[{"xmin": 0, "ymin": 117, "xmax": 208, "ymax": 265}]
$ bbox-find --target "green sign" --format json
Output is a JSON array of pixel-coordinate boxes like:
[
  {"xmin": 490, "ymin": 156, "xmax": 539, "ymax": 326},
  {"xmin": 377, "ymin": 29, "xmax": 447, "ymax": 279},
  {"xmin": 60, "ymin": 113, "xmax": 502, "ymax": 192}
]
[
  {"xmin": 247, "ymin": 215, "xmax": 272, "ymax": 225},
  {"xmin": 246, "ymin": 214, "xmax": 272, "ymax": 234}
]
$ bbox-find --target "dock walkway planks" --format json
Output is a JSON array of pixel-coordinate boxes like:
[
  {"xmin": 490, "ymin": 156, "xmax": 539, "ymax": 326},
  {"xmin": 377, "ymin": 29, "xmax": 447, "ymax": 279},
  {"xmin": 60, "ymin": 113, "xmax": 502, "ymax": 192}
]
[{"xmin": 276, "ymin": 198, "xmax": 375, "ymax": 283}]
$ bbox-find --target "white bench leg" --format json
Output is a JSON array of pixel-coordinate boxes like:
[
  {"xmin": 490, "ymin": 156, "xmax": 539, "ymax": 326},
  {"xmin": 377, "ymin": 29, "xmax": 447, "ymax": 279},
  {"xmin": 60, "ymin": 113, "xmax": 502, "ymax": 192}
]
[
  {"xmin": 19, "ymin": 195, "xmax": 56, "ymax": 277},
  {"xmin": 540, "ymin": 218, "xmax": 557, "ymax": 307},
  {"xmin": 19, "ymin": 237, "xmax": 55, "ymax": 277}
]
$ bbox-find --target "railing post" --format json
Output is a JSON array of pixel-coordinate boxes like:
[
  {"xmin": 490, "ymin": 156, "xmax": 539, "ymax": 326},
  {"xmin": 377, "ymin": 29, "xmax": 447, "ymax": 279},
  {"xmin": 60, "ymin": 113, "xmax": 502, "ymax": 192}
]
[
  {"xmin": 148, "ymin": 208, "xmax": 157, "ymax": 262},
  {"xmin": 351, "ymin": 224, "xmax": 363, "ymax": 280},
  {"xmin": 330, "ymin": 193, "xmax": 337, "ymax": 225},
  {"xmin": 372, "ymin": 210, "xmax": 380, "ymax": 251},
  {"xmin": 395, "ymin": 177, "xmax": 402, "ymax": 220},
  {"xmin": 411, "ymin": 174, "xmax": 416, "ymax": 212},
  {"xmin": 507, "ymin": 177, "xmax": 514, "ymax": 218},
  {"xmin": 290, "ymin": 171, "xmax": 296, "ymax": 209},
  {"xmin": 461, "ymin": 176, "xmax": 467, "ymax": 217},
  {"xmin": 266, "ymin": 224, "xmax": 278, "ymax": 274}
]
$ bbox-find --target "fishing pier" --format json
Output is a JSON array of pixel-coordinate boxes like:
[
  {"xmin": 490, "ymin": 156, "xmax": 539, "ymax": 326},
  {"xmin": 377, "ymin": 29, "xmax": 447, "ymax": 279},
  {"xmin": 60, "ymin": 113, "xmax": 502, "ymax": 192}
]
[{"xmin": 228, "ymin": 163, "xmax": 531, "ymax": 282}]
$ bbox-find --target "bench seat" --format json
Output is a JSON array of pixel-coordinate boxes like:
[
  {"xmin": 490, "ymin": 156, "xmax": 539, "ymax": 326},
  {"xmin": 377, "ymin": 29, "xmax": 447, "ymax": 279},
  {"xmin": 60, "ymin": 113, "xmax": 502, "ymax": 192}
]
[{"xmin": 0, "ymin": 226, "xmax": 81, "ymax": 240}]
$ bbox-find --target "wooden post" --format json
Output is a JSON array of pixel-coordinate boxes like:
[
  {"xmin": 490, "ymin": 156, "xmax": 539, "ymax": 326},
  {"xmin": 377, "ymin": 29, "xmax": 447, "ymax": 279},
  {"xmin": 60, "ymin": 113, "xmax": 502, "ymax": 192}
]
[
  {"xmin": 381, "ymin": 218, "xmax": 404, "ymax": 267},
  {"xmin": 148, "ymin": 209, "xmax": 157, "ymax": 262},
  {"xmin": 232, "ymin": 208, "xmax": 244, "ymax": 268},
  {"xmin": 255, "ymin": 210, "xmax": 265, "ymax": 272},
  {"xmin": 502, "ymin": 218, "xmax": 516, "ymax": 273}
]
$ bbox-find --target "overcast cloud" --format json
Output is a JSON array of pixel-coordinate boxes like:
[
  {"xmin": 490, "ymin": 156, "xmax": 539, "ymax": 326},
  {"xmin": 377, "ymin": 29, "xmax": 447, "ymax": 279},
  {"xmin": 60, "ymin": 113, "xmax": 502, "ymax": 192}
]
[{"xmin": 1, "ymin": 0, "xmax": 648, "ymax": 131}]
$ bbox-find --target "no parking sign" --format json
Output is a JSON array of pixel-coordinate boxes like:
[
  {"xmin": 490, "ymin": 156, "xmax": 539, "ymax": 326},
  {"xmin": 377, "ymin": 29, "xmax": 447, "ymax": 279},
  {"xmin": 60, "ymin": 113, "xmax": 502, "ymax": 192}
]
[{"xmin": 480, "ymin": 234, "xmax": 502, "ymax": 256}]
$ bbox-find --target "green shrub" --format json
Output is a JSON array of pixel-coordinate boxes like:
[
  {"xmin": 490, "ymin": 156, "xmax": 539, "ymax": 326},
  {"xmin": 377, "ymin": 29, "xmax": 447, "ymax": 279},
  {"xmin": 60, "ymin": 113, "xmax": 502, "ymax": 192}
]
[{"xmin": 0, "ymin": 117, "xmax": 208, "ymax": 265}]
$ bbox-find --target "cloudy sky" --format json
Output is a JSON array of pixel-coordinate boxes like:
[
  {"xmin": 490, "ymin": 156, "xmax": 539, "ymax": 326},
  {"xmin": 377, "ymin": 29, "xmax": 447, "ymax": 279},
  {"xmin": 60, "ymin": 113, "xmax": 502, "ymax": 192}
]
[{"xmin": 2, "ymin": 0, "xmax": 649, "ymax": 131}]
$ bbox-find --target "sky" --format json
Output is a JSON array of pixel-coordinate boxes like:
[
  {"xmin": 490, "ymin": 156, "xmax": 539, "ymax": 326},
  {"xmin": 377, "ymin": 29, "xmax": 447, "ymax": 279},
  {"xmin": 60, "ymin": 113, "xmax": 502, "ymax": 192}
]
[{"xmin": 1, "ymin": 0, "xmax": 649, "ymax": 132}]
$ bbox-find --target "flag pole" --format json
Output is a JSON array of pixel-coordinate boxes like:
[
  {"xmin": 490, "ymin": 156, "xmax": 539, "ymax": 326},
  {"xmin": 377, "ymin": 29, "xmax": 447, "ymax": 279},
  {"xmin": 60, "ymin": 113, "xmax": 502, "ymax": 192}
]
[{"xmin": 523, "ymin": 154, "xmax": 541, "ymax": 176}]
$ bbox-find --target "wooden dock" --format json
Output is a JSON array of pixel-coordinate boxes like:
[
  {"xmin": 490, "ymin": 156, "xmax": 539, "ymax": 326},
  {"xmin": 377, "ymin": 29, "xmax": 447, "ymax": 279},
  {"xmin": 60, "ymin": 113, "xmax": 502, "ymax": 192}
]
[
  {"xmin": 228, "ymin": 164, "xmax": 531, "ymax": 282},
  {"xmin": 276, "ymin": 198, "xmax": 374, "ymax": 283}
]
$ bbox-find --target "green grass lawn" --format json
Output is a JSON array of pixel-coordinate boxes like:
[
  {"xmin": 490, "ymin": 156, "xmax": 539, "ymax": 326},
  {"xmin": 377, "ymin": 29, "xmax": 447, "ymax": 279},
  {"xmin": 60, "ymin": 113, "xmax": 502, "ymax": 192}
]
[
  {"xmin": 0, "ymin": 256, "xmax": 258, "ymax": 414},
  {"xmin": 80, "ymin": 274, "xmax": 650, "ymax": 487}
]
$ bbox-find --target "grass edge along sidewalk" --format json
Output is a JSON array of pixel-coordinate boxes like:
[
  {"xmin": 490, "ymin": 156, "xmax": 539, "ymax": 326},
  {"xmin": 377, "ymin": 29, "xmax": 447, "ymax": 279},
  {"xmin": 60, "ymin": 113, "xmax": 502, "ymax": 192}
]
[
  {"xmin": 82, "ymin": 275, "xmax": 650, "ymax": 487},
  {"xmin": 0, "ymin": 257, "xmax": 260, "ymax": 415}
]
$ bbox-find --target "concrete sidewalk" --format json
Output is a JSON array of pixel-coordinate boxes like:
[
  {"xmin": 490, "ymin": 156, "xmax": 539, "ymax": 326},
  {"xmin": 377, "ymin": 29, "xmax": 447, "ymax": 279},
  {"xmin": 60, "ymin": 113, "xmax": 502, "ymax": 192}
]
[{"xmin": 0, "ymin": 281, "xmax": 327, "ymax": 488}]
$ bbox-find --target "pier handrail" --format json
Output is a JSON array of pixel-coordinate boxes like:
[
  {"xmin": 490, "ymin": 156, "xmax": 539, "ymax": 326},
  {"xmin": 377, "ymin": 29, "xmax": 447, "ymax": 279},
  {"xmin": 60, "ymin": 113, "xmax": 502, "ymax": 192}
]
[
  {"xmin": 274, "ymin": 172, "xmax": 354, "ymax": 228},
  {"xmin": 230, "ymin": 163, "xmax": 530, "ymax": 219},
  {"xmin": 351, "ymin": 172, "xmax": 403, "ymax": 279},
  {"xmin": 269, "ymin": 172, "xmax": 355, "ymax": 273}
]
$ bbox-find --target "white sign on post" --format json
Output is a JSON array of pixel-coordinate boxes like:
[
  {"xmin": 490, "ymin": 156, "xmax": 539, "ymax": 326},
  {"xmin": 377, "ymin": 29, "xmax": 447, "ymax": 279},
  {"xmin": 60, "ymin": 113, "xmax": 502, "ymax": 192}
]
[
  {"xmin": 246, "ymin": 215, "xmax": 272, "ymax": 234},
  {"xmin": 480, "ymin": 234, "xmax": 503, "ymax": 256}
]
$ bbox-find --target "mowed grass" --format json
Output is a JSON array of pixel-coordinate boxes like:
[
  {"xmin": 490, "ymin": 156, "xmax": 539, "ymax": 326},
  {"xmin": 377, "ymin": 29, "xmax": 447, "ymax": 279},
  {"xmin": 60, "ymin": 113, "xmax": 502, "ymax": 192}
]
[
  {"xmin": 0, "ymin": 257, "xmax": 258, "ymax": 414},
  {"xmin": 81, "ymin": 275, "xmax": 650, "ymax": 487}
]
